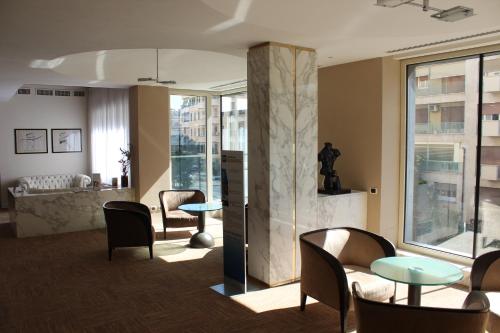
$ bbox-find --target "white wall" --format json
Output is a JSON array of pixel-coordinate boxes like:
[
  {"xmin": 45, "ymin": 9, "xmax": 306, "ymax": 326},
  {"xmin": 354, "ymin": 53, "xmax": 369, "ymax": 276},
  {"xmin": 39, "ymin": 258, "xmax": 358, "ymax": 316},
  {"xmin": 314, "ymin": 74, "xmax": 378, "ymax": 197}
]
[{"xmin": 0, "ymin": 85, "xmax": 89, "ymax": 207}]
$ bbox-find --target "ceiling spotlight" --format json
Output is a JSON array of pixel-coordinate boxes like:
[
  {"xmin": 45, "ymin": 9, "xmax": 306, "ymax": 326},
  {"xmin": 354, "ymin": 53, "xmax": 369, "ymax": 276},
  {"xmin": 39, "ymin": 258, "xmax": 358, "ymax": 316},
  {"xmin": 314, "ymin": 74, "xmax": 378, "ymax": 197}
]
[
  {"xmin": 431, "ymin": 6, "xmax": 474, "ymax": 22},
  {"xmin": 375, "ymin": 0, "xmax": 413, "ymax": 8},
  {"xmin": 376, "ymin": 0, "xmax": 474, "ymax": 22}
]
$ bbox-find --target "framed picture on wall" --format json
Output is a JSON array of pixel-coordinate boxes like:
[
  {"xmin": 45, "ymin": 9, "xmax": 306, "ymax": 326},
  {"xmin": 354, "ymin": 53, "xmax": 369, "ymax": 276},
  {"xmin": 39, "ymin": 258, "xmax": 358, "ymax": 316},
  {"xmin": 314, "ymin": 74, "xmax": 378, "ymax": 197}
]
[
  {"xmin": 14, "ymin": 129, "xmax": 48, "ymax": 154},
  {"xmin": 51, "ymin": 128, "xmax": 82, "ymax": 153}
]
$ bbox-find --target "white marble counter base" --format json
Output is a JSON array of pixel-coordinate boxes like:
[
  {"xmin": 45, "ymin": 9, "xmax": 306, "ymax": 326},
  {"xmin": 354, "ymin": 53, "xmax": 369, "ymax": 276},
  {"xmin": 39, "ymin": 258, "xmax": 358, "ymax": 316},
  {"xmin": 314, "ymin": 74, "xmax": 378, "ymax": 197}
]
[{"xmin": 9, "ymin": 188, "xmax": 134, "ymax": 237}]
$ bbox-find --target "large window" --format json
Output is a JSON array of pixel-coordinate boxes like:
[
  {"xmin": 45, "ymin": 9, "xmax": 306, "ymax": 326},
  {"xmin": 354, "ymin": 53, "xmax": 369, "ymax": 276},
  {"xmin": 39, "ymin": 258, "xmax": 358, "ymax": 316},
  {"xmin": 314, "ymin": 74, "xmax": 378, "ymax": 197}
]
[
  {"xmin": 169, "ymin": 92, "xmax": 247, "ymax": 202},
  {"xmin": 221, "ymin": 92, "xmax": 248, "ymax": 199},
  {"xmin": 405, "ymin": 52, "xmax": 500, "ymax": 258},
  {"xmin": 170, "ymin": 95, "xmax": 207, "ymax": 194}
]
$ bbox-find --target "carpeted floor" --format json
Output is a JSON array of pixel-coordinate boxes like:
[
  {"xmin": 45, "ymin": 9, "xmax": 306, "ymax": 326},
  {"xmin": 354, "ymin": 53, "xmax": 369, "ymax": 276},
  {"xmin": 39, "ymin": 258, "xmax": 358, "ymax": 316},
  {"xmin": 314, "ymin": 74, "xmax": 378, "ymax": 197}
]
[{"xmin": 0, "ymin": 219, "xmax": 469, "ymax": 332}]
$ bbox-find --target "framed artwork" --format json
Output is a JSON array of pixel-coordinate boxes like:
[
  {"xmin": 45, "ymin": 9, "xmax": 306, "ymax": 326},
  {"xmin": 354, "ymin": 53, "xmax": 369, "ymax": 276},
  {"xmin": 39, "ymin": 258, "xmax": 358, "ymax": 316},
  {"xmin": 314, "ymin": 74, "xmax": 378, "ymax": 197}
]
[
  {"xmin": 51, "ymin": 128, "xmax": 82, "ymax": 153},
  {"xmin": 14, "ymin": 129, "xmax": 48, "ymax": 154}
]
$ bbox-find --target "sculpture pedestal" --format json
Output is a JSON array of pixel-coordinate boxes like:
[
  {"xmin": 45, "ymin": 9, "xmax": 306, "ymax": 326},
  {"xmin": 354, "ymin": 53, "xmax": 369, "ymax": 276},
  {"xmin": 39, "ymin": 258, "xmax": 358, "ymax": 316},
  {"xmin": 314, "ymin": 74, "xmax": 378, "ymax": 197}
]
[{"xmin": 316, "ymin": 191, "xmax": 367, "ymax": 230}]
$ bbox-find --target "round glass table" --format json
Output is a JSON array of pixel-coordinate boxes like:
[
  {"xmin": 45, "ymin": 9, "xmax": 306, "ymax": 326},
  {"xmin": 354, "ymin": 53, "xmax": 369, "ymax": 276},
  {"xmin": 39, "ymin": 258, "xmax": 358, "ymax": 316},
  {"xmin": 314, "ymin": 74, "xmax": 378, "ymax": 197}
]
[
  {"xmin": 370, "ymin": 256, "xmax": 464, "ymax": 306},
  {"xmin": 178, "ymin": 202, "xmax": 222, "ymax": 248}
]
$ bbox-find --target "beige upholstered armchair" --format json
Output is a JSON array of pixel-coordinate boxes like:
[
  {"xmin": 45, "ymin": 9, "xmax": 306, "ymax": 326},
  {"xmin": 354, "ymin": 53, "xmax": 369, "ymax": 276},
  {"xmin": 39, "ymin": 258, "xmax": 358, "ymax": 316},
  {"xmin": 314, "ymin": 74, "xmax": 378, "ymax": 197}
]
[
  {"xmin": 103, "ymin": 201, "xmax": 155, "ymax": 261},
  {"xmin": 158, "ymin": 190, "xmax": 205, "ymax": 239},
  {"xmin": 299, "ymin": 227, "xmax": 396, "ymax": 333},
  {"xmin": 352, "ymin": 282, "xmax": 490, "ymax": 333},
  {"xmin": 471, "ymin": 250, "xmax": 500, "ymax": 333}
]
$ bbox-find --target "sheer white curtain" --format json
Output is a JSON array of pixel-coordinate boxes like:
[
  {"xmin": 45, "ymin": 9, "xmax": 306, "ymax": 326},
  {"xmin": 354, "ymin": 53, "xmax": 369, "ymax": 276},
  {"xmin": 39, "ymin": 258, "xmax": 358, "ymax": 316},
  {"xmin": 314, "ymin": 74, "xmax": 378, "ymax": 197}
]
[{"xmin": 89, "ymin": 88, "xmax": 129, "ymax": 184}]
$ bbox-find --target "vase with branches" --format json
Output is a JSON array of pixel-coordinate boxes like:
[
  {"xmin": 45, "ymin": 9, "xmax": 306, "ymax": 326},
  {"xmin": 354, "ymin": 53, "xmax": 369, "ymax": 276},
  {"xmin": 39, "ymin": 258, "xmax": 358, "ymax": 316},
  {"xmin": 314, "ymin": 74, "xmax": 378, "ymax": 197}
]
[{"xmin": 119, "ymin": 146, "xmax": 131, "ymax": 187}]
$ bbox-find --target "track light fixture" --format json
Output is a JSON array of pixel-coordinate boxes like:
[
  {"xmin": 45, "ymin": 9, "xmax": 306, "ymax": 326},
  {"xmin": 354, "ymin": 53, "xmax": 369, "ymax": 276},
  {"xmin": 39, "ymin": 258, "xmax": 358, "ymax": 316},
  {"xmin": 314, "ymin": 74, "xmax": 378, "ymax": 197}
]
[{"xmin": 375, "ymin": 0, "xmax": 474, "ymax": 22}]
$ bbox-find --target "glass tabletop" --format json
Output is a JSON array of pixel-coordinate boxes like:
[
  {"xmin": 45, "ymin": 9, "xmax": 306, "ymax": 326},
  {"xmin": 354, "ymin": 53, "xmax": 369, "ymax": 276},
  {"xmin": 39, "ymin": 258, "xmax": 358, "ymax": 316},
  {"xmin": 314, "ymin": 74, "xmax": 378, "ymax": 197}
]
[
  {"xmin": 370, "ymin": 257, "xmax": 464, "ymax": 286},
  {"xmin": 178, "ymin": 202, "xmax": 223, "ymax": 212}
]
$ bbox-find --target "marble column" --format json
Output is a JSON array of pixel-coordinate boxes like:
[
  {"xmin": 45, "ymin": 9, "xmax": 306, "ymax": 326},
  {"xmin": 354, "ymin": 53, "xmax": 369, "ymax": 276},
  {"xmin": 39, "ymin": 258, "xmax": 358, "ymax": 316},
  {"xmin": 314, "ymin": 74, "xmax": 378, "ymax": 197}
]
[{"xmin": 248, "ymin": 42, "xmax": 318, "ymax": 286}]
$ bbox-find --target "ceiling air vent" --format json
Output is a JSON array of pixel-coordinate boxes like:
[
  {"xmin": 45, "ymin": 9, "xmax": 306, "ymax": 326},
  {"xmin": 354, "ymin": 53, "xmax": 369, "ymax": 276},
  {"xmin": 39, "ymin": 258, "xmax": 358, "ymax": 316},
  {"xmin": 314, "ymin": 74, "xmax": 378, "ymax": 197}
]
[
  {"xmin": 387, "ymin": 29, "xmax": 500, "ymax": 54},
  {"xmin": 36, "ymin": 88, "xmax": 54, "ymax": 96},
  {"xmin": 55, "ymin": 90, "xmax": 71, "ymax": 97},
  {"xmin": 17, "ymin": 88, "xmax": 31, "ymax": 95},
  {"xmin": 209, "ymin": 79, "xmax": 247, "ymax": 91},
  {"xmin": 73, "ymin": 90, "xmax": 85, "ymax": 97}
]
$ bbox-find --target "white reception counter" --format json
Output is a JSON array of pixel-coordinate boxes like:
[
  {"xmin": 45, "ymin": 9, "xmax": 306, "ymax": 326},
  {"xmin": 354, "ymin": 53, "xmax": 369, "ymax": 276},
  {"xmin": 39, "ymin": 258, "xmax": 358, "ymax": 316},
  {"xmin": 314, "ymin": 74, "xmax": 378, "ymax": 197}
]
[{"xmin": 8, "ymin": 187, "xmax": 134, "ymax": 237}]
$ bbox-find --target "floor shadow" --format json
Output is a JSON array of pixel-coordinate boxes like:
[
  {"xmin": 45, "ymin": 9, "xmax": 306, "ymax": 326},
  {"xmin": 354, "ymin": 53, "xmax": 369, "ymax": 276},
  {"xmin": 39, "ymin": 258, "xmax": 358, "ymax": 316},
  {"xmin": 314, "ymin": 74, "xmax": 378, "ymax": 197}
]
[{"xmin": 0, "ymin": 223, "xmax": 15, "ymax": 238}]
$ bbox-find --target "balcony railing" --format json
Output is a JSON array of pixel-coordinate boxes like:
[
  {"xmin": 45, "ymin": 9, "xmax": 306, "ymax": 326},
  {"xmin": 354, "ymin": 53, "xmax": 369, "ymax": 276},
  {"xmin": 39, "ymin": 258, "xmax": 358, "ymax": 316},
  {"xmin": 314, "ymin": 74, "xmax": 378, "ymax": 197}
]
[
  {"xmin": 482, "ymin": 120, "xmax": 500, "ymax": 137},
  {"xmin": 481, "ymin": 164, "xmax": 500, "ymax": 181},
  {"xmin": 420, "ymin": 160, "xmax": 462, "ymax": 173},
  {"xmin": 484, "ymin": 76, "xmax": 500, "ymax": 93},
  {"xmin": 415, "ymin": 122, "xmax": 464, "ymax": 134}
]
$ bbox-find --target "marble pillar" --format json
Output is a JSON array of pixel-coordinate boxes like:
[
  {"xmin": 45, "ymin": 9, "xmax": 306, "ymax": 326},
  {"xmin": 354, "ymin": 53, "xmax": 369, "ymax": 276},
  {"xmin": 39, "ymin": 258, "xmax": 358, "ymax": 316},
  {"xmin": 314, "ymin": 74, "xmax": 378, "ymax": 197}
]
[{"xmin": 248, "ymin": 43, "xmax": 318, "ymax": 286}]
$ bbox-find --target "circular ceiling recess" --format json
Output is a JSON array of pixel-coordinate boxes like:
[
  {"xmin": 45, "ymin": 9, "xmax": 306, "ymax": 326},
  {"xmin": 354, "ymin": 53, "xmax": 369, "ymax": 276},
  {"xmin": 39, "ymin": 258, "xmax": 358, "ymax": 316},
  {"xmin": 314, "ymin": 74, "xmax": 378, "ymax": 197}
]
[{"xmin": 48, "ymin": 48, "xmax": 247, "ymax": 90}]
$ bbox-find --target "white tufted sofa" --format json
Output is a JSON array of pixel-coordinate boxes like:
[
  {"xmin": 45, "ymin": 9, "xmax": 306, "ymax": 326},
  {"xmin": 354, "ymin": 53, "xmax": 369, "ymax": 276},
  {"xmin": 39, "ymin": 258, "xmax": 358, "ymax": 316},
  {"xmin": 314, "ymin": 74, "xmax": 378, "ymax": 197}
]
[{"xmin": 17, "ymin": 174, "xmax": 91, "ymax": 193}]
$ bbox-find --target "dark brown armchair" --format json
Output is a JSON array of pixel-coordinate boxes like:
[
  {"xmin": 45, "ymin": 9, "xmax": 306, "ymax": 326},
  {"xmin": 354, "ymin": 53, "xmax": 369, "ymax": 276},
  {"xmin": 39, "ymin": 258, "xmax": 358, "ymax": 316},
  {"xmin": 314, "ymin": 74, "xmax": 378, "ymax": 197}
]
[
  {"xmin": 300, "ymin": 227, "xmax": 396, "ymax": 333},
  {"xmin": 353, "ymin": 281, "xmax": 490, "ymax": 333},
  {"xmin": 471, "ymin": 250, "xmax": 500, "ymax": 333},
  {"xmin": 103, "ymin": 201, "xmax": 155, "ymax": 260},
  {"xmin": 158, "ymin": 189, "xmax": 205, "ymax": 239}
]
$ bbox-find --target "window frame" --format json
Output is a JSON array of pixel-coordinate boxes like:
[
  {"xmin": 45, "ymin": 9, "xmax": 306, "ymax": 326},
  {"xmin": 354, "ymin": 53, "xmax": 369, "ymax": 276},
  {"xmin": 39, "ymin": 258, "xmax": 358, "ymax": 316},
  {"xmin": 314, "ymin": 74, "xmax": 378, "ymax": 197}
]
[
  {"xmin": 168, "ymin": 87, "xmax": 247, "ymax": 203},
  {"xmin": 398, "ymin": 44, "xmax": 500, "ymax": 265}
]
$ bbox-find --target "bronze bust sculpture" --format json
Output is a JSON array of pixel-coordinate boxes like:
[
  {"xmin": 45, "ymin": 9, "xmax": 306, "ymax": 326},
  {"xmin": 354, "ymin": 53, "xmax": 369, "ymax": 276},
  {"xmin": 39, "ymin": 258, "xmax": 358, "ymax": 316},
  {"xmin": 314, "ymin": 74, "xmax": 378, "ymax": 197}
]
[{"xmin": 318, "ymin": 142, "xmax": 350, "ymax": 194}]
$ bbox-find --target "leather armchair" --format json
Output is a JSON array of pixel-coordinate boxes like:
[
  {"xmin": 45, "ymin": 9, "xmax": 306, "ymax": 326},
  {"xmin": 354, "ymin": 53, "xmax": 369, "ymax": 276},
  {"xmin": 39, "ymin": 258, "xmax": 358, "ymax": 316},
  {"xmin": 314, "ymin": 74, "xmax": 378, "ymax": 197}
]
[
  {"xmin": 471, "ymin": 250, "xmax": 500, "ymax": 333},
  {"xmin": 158, "ymin": 190, "xmax": 205, "ymax": 239},
  {"xmin": 103, "ymin": 201, "xmax": 155, "ymax": 260},
  {"xmin": 353, "ymin": 281, "xmax": 490, "ymax": 333},
  {"xmin": 300, "ymin": 227, "xmax": 396, "ymax": 333}
]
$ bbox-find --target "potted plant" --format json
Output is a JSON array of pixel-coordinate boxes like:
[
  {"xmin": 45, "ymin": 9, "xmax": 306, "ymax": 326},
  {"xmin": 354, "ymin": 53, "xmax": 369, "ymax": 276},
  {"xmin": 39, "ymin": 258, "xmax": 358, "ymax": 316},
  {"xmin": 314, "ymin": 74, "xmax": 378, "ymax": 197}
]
[{"xmin": 119, "ymin": 146, "xmax": 131, "ymax": 187}]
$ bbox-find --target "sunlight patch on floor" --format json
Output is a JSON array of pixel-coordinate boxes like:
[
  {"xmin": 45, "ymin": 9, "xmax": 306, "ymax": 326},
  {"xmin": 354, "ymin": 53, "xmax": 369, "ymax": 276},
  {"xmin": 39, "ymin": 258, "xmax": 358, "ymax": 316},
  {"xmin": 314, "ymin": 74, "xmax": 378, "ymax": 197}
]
[{"xmin": 231, "ymin": 282, "xmax": 318, "ymax": 313}]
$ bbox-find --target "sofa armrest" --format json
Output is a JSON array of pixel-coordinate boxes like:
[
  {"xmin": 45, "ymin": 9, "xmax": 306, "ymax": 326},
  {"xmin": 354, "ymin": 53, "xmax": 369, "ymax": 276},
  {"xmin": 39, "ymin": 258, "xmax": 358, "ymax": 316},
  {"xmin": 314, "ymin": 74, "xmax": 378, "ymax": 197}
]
[
  {"xmin": 17, "ymin": 178, "xmax": 30, "ymax": 192},
  {"xmin": 462, "ymin": 291, "xmax": 490, "ymax": 311},
  {"xmin": 75, "ymin": 174, "xmax": 91, "ymax": 188}
]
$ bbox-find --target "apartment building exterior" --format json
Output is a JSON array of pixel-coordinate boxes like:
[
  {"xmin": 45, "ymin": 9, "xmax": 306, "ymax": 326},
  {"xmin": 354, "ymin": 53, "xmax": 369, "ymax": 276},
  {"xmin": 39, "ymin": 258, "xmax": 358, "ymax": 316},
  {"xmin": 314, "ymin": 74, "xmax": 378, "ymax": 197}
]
[{"xmin": 409, "ymin": 55, "xmax": 500, "ymax": 255}]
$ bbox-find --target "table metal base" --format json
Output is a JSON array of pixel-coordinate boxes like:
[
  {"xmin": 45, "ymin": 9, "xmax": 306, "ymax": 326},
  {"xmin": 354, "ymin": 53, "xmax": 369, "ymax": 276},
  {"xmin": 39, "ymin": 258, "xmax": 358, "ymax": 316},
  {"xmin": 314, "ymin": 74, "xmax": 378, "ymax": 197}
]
[
  {"xmin": 189, "ymin": 232, "xmax": 214, "ymax": 248},
  {"xmin": 408, "ymin": 285, "xmax": 421, "ymax": 306}
]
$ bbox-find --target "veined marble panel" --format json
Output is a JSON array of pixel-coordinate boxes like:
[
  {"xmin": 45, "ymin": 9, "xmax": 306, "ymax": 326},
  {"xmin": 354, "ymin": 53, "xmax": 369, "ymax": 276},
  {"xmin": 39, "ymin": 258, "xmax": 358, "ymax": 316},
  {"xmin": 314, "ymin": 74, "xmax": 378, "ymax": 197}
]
[
  {"xmin": 9, "ymin": 188, "xmax": 134, "ymax": 237},
  {"xmin": 296, "ymin": 192, "xmax": 367, "ymax": 278},
  {"xmin": 248, "ymin": 45, "xmax": 272, "ymax": 284},
  {"xmin": 316, "ymin": 191, "xmax": 367, "ymax": 230},
  {"xmin": 248, "ymin": 44, "xmax": 295, "ymax": 286},
  {"xmin": 268, "ymin": 45, "xmax": 295, "ymax": 285},
  {"xmin": 295, "ymin": 49, "xmax": 318, "ymax": 277}
]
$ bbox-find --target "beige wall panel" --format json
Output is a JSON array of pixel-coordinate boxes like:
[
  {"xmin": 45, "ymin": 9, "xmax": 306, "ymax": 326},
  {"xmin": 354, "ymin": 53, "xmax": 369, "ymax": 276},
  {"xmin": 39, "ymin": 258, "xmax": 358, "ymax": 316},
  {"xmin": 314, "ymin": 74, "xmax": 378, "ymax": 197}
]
[
  {"xmin": 318, "ymin": 58, "xmax": 383, "ymax": 233},
  {"xmin": 380, "ymin": 57, "xmax": 401, "ymax": 243},
  {"xmin": 129, "ymin": 86, "xmax": 170, "ymax": 207}
]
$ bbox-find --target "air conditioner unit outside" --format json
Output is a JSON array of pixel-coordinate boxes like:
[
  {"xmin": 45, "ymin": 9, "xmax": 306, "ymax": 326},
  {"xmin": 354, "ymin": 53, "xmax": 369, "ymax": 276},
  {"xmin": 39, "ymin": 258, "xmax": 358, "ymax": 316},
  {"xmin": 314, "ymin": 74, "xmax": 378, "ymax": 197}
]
[{"xmin": 428, "ymin": 104, "xmax": 440, "ymax": 112}]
